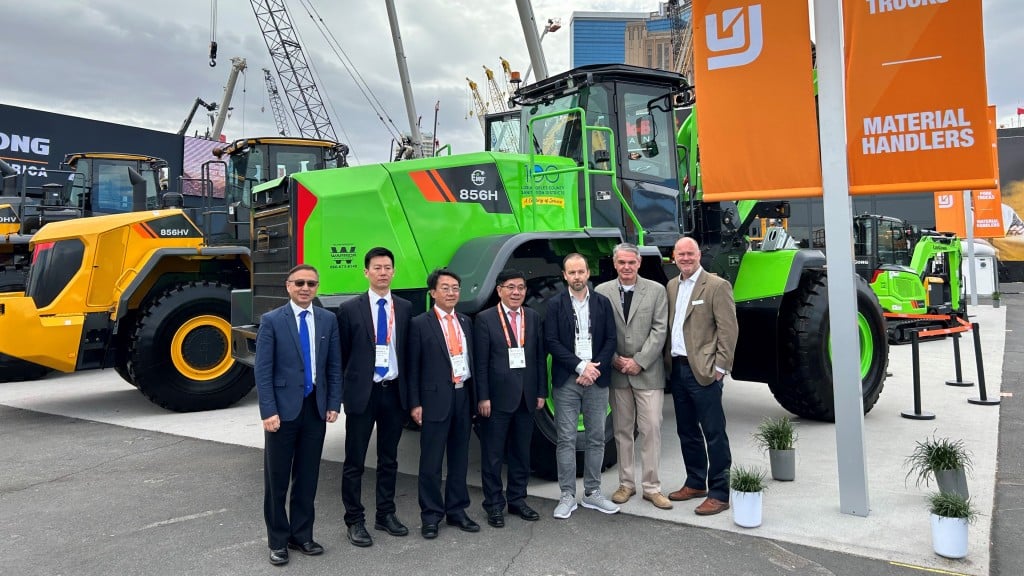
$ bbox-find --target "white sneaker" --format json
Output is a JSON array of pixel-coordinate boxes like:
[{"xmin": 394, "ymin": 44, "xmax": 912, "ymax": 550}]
[
  {"xmin": 582, "ymin": 489, "xmax": 621, "ymax": 514},
  {"xmin": 553, "ymin": 493, "xmax": 577, "ymax": 519}
]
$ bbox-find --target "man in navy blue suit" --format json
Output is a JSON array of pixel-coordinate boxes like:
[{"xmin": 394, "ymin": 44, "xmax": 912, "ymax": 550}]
[
  {"xmin": 336, "ymin": 247, "xmax": 412, "ymax": 547},
  {"xmin": 474, "ymin": 269, "xmax": 546, "ymax": 528},
  {"xmin": 255, "ymin": 264, "xmax": 342, "ymax": 566},
  {"xmin": 408, "ymin": 268, "xmax": 479, "ymax": 539}
]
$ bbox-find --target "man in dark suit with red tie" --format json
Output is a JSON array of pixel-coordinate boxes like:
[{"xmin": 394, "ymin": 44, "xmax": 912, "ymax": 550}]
[
  {"xmin": 255, "ymin": 264, "xmax": 342, "ymax": 566},
  {"xmin": 336, "ymin": 247, "xmax": 412, "ymax": 547},
  {"xmin": 474, "ymin": 269, "xmax": 546, "ymax": 528},
  {"xmin": 408, "ymin": 268, "xmax": 479, "ymax": 539}
]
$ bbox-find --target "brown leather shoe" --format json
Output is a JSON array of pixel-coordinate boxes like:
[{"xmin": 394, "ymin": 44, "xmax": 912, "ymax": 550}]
[
  {"xmin": 694, "ymin": 497, "xmax": 730, "ymax": 516},
  {"xmin": 611, "ymin": 485, "xmax": 636, "ymax": 504},
  {"xmin": 643, "ymin": 492, "xmax": 674, "ymax": 510},
  {"xmin": 668, "ymin": 486, "xmax": 708, "ymax": 501}
]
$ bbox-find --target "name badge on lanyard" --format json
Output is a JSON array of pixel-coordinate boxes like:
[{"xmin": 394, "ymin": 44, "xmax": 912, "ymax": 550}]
[
  {"xmin": 498, "ymin": 304, "xmax": 527, "ymax": 369},
  {"xmin": 451, "ymin": 353, "xmax": 469, "ymax": 378},
  {"xmin": 508, "ymin": 348, "xmax": 526, "ymax": 369},
  {"xmin": 575, "ymin": 336, "xmax": 593, "ymax": 360},
  {"xmin": 375, "ymin": 345, "xmax": 389, "ymax": 368}
]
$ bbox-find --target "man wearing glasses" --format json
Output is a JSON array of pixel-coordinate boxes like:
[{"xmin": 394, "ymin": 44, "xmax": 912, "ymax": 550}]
[
  {"xmin": 473, "ymin": 270, "xmax": 546, "ymax": 529},
  {"xmin": 255, "ymin": 264, "xmax": 342, "ymax": 565},
  {"xmin": 408, "ymin": 269, "xmax": 479, "ymax": 539}
]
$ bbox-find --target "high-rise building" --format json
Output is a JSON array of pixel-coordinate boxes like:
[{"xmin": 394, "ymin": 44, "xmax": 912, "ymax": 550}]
[{"xmin": 570, "ymin": 2, "xmax": 692, "ymax": 74}]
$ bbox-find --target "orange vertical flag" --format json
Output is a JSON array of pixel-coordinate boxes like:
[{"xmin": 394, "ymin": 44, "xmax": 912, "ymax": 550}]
[
  {"xmin": 694, "ymin": 1, "xmax": 821, "ymax": 201},
  {"xmin": 845, "ymin": 0, "xmax": 995, "ymax": 195}
]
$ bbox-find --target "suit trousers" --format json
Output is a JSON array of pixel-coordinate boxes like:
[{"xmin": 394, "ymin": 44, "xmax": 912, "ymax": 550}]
[
  {"xmin": 669, "ymin": 358, "xmax": 731, "ymax": 502},
  {"xmin": 418, "ymin": 387, "xmax": 472, "ymax": 524},
  {"xmin": 553, "ymin": 378, "xmax": 609, "ymax": 497},
  {"xmin": 479, "ymin": 396, "xmax": 533, "ymax": 511},
  {"xmin": 610, "ymin": 387, "xmax": 664, "ymax": 493},
  {"xmin": 264, "ymin": 392, "xmax": 326, "ymax": 549},
  {"xmin": 342, "ymin": 379, "xmax": 404, "ymax": 526}
]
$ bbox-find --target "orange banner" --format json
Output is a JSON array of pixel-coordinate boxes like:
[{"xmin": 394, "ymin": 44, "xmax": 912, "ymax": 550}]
[
  {"xmin": 971, "ymin": 106, "xmax": 1004, "ymax": 238},
  {"xmin": 694, "ymin": 1, "xmax": 821, "ymax": 201},
  {"xmin": 845, "ymin": 0, "xmax": 995, "ymax": 195}
]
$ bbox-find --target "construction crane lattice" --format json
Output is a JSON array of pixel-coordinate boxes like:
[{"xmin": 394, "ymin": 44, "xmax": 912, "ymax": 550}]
[
  {"xmin": 249, "ymin": 0, "xmax": 337, "ymax": 141},
  {"xmin": 263, "ymin": 68, "xmax": 291, "ymax": 136}
]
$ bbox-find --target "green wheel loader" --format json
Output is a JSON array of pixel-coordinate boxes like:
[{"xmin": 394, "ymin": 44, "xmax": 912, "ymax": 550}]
[{"xmin": 230, "ymin": 64, "xmax": 888, "ymax": 477}]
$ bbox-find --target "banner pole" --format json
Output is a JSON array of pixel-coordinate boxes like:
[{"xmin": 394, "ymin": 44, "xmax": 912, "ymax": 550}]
[
  {"xmin": 964, "ymin": 189, "xmax": 978, "ymax": 306},
  {"xmin": 815, "ymin": 0, "xmax": 869, "ymax": 517}
]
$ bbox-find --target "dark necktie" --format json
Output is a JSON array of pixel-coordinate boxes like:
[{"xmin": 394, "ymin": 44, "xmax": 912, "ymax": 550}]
[
  {"xmin": 509, "ymin": 309, "xmax": 519, "ymax": 347},
  {"xmin": 299, "ymin": 310, "xmax": 313, "ymax": 397},
  {"xmin": 623, "ymin": 290, "xmax": 634, "ymax": 321},
  {"xmin": 375, "ymin": 298, "xmax": 388, "ymax": 378}
]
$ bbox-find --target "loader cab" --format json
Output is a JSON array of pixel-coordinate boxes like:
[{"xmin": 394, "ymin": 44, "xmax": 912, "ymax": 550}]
[
  {"xmin": 512, "ymin": 64, "xmax": 687, "ymax": 248},
  {"xmin": 853, "ymin": 214, "xmax": 916, "ymax": 280},
  {"xmin": 214, "ymin": 137, "xmax": 349, "ymax": 208},
  {"xmin": 64, "ymin": 153, "xmax": 165, "ymax": 214}
]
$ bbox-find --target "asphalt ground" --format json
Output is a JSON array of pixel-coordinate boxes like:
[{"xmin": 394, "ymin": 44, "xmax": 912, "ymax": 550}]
[{"xmin": 1, "ymin": 289, "xmax": 1021, "ymax": 575}]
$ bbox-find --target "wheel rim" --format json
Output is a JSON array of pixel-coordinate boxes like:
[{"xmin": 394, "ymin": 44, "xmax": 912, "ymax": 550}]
[
  {"xmin": 170, "ymin": 315, "xmax": 234, "ymax": 381},
  {"xmin": 827, "ymin": 312, "xmax": 875, "ymax": 381}
]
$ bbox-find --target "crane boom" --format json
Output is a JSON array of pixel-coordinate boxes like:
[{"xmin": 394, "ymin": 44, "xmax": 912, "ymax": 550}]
[
  {"xmin": 249, "ymin": 0, "xmax": 338, "ymax": 141},
  {"xmin": 466, "ymin": 78, "xmax": 487, "ymax": 133},
  {"xmin": 263, "ymin": 68, "xmax": 291, "ymax": 136},
  {"xmin": 212, "ymin": 57, "xmax": 247, "ymax": 140}
]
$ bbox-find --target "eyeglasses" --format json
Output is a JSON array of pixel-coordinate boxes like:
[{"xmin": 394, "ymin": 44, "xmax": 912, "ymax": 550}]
[
  {"xmin": 436, "ymin": 285, "xmax": 461, "ymax": 293},
  {"xmin": 289, "ymin": 279, "xmax": 319, "ymax": 288},
  {"xmin": 499, "ymin": 284, "xmax": 526, "ymax": 292}
]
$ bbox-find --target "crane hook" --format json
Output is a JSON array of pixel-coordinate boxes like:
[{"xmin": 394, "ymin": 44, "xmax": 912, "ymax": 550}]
[{"xmin": 209, "ymin": 41, "xmax": 218, "ymax": 67}]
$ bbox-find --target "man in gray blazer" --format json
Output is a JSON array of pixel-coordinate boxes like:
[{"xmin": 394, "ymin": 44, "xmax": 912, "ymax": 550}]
[
  {"xmin": 665, "ymin": 236, "xmax": 738, "ymax": 517},
  {"xmin": 595, "ymin": 243, "xmax": 671, "ymax": 510}
]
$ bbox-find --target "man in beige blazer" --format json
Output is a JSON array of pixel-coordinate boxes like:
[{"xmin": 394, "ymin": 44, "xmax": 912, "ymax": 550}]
[
  {"xmin": 664, "ymin": 236, "xmax": 738, "ymax": 516},
  {"xmin": 595, "ymin": 243, "xmax": 671, "ymax": 510}
]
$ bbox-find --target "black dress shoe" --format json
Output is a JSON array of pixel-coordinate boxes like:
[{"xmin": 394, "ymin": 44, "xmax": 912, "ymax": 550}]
[
  {"xmin": 374, "ymin": 513, "xmax": 409, "ymax": 536},
  {"xmin": 508, "ymin": 502, "xmax": 540, "ymax": 521},
  {"xmin": 486, "ymin": 508, "xmax": 505, "ymax": 528},
  {"xmin": 268, "ymin": 547, "xmax": 289, "ymax": 565},
  {"xmin": 346, "ymin": 523, "xmax": 373, "ymax": 547},
  {"xmin": 421, "ymin": 523, "xmax": 439, "ymax": 539},
  {"xmin": 446, "ymin": 515, "xmax": 481, "ymax": 533},
  {"xmin": 287, "ymin": 540, "xmax": 324, "ymax": 556}
]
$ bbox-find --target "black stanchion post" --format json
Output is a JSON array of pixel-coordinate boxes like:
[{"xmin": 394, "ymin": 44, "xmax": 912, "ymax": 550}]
[
  {"xmin": 968, "ymin": 322, "xmax": 1000, "ymax": 406},
  {"xmin": 902, "ymin": 329, "xmax": 936, "ymax": 420},
  {"xmin": 945, "ymin": 331, "xmax": 973, "ymax": 387}
]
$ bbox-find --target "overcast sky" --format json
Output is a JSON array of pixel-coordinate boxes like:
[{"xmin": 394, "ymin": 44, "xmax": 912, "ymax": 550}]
[{"xmin": 5, "ymin": 1, "xmax": 1022, "ymax": 165}]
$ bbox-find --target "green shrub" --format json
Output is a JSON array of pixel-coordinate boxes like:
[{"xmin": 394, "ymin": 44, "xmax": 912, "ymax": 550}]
[
  {"xmin": 928, "ymin": 491, "xmax": 978, "ymax": 523},
  {"xmin": 752, "ymin": 416, "xmax": 797, "ymax": 451},
  {"xmin": 905, "ymin": 435, "xmax": 974, "ymax": 488},
  {"xmin": 728, "ymin": 465, "xmax": 767, "ymax": 493}
]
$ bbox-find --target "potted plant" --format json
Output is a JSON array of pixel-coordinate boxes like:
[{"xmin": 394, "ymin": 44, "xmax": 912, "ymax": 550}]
[
  {"xmin": 752, "ymin": 416, "xmax": 797, "ymax": 481},
  {"xmin": 992, "ymin": 291, "xmax": 1001, "ymax": 308},
  {"xmin": 928, "ymin": 491, "xmax": 977, "ymax": 559},
  {"xmin": 729, "ymin": 465, "xmax": 766, "ymax": 528},
  {"xmin": 905, "ymin": 435, "xmax": 973, "ymax": 499}
]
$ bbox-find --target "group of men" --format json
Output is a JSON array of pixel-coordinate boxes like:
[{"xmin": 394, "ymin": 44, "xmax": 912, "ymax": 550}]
[{"xmin": 253, "ymin": 236, "xmax": 738, "ymax": 565}]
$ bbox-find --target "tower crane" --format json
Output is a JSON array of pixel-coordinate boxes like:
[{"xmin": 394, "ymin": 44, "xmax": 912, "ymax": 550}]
[
  {"xmin": 484, "ymin": 66, "xmax": 507, "ymax": 113},
  {"xmin": 262, "ymin": 68, "xmax": 291, "ymax": 136},
  {"xmin": 668, "ymin": 0, "xmax": 694, "ymax": 80},
  {"xmin": 248, "ymin": 0, "xmax": 338, "ymax": 142},
  {"xmin": 467, "ymin": 78, "xmax": 488, "ymax": 133},
  {"xmin": 499, "ymin": 57, "xmax": 520, "ymax": 110}
]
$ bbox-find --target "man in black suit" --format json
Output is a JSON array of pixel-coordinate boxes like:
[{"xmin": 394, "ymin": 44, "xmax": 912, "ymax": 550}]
[
  {"xmin": 336, "ymin": 247, "xmax": 412, "ymax": 547},
  {"xmin": 544, "ymin": 253, "xmax": 619, "ymax": 519},
  {"xmin": 408, "ymin": 268, "xmax": 480, "ymax": 539},
  {"xmin": 255, "ymin": 264, "xmax": 342, "ymax": 565},
  {"xmin": 474, "ymin": 269, "xmax": 546, "ymax": 528}
]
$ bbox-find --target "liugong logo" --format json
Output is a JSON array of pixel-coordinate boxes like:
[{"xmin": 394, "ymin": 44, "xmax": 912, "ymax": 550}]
[{"xmin": 705, "ymin": 4, "xmax": 764, "ymax": 71}]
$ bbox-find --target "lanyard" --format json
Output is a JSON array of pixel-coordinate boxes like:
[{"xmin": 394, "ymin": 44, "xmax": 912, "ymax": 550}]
[
  {"xmin": 435, "ymin": 309, "xmax": 464, "ymax": 353},
  {"xmin": 497, "ymin": 304, "xmax": 524, "ymax": 348},
  {"xmin": 375, "ymin": 297, "xmax": 395, "ymax": 344},
  {"xmin": 572, "ymin": 300, "xmax": 589, "ymax": 336}
]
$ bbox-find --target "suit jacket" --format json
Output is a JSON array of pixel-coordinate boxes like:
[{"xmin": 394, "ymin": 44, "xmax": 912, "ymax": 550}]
[
  {"xmin": 255, "ymin": 303, "xmax": 343, "ymax": 421},
  {"xmin": 408, "ymin": 309, "xmax": 475, "ymax": 423},
  {"xmin": 473, "ymin": 305, "xmax": 546, "ymax": 413},
  {"xmin": 336, "ymin": 292, "xmax": 412, "ymax": 414},
  {"xmin": 595, "ymin": 276, "xmax": 668, "ymax": 390},
  {"xmin": 544, "ymin": 289, "xmax": 617, "ymax": 388},
  {"xmin": 665, "ymin": 269, "xmax": 739, "ymax": 386}
]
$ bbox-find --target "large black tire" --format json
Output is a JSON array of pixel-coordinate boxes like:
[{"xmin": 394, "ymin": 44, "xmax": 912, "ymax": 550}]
[
  {"xmin": 0, "ymin": 265, "xmax": 27, "ymax": 293},
  {"xmin": 525, "ymin": 276, "xmax": 617, "ymax": 480},
  {"xmin": 771, "ymin": 270, "xmax": 888, "ymax": 421},
  {"xmin": 127, "ymin": 281, "xmax": 253, "ymax": 412},
  {"xmin": 0, "ymin": 353, "xmax": 52, "ymax": 383}
]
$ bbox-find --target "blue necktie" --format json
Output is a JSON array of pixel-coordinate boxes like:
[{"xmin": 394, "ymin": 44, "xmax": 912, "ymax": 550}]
[
  {"xmin": 375, "ymin": 298, "xmax": 388, "ymax": 378},
  {"xmin": 299, "ymin": 310, "xmax": 313, "ymax": 397}
]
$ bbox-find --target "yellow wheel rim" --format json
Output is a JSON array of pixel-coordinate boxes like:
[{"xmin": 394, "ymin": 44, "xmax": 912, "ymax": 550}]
[{"xmin": 170, "ymin": 315, "xmax": 234, "ymax": 381}]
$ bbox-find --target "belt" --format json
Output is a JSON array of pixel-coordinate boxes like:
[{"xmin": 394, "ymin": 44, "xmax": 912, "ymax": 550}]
[
  {"xmin": 672, "ymin": 355, "xmax": 688, "ymax": 363},
  {"xmin": 378, "ymin": 378, "xmax": 398, "ymax": 387}
]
